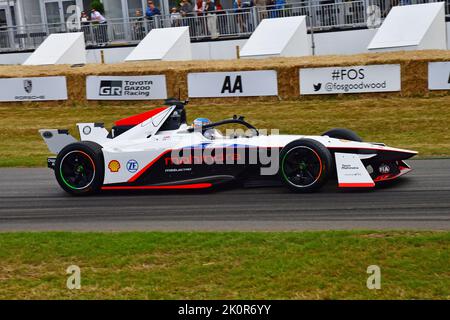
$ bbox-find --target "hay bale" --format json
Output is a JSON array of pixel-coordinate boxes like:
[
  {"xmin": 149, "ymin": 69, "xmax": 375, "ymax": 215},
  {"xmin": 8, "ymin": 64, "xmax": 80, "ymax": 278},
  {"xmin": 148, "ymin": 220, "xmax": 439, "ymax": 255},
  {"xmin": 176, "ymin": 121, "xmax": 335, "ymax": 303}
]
[{"xmin": 1, "ymin": 49, "xmax": 450, "ymax": 106}]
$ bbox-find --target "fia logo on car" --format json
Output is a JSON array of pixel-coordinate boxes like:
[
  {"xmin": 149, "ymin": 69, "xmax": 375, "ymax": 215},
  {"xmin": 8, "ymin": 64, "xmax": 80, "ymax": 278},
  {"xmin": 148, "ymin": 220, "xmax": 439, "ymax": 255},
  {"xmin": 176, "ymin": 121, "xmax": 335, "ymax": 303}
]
[{"xmin": 127, "ymin": 159, "xmax": 139, "ymax": 173}]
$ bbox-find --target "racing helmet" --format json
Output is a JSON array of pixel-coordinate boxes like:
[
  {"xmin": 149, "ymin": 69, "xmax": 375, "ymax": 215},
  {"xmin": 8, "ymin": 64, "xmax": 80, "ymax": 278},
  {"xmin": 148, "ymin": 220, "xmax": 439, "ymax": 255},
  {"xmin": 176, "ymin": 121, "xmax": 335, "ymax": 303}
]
[{"xmin": 192, "ymin": 118, "xmax": 211, "ymax": 130}]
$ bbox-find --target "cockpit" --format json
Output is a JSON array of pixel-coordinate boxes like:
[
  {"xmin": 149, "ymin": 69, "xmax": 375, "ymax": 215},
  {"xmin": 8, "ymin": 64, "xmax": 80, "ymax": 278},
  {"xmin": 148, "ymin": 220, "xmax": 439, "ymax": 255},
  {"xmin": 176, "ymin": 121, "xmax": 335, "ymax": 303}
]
[
  {"xmin": 186, "ymin": 115, "xmax": 259, "ymax": 140},
  {"xmin": 156, "ymin": 99, "xmax": 260, "ymax": 140},
  {"xmin": 109, "ymin": 98, "xmax": 259, "ymax": 140}
]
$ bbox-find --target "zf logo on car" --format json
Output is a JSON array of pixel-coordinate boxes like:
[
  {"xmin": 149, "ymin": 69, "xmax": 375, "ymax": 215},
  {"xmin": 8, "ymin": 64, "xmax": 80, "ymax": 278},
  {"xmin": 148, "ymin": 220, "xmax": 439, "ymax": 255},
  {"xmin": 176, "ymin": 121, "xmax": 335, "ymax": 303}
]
[
  {"xmin": 126, "ymin": 160, "xmax": 139, "ymax": 173},
  {"xmin": 99, "ymin": 80, "xmax": 123, "ymax": 96}
]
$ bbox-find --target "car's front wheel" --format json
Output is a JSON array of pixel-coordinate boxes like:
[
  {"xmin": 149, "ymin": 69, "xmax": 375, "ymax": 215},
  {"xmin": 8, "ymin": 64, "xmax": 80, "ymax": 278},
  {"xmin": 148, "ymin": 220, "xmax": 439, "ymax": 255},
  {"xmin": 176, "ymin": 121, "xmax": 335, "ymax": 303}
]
[
  {"xmin": 279, "ymin": 139, "xmax": 333, "ymax": 192},
  {"xmin": 54, "ymin": 141, "xmax": 104, "ymax": 196}
]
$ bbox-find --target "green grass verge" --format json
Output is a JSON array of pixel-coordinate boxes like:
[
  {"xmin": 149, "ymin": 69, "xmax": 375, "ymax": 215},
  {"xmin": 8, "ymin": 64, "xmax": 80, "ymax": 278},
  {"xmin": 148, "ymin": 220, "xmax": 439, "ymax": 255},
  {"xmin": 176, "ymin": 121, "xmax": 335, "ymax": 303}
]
[
  {"xmin": 1, "ymin": 96, "xmax": 450, "ymax": 167},
  {"xmin": 0, "ymin": 231, "xmax": 448, "ymax": 299}
]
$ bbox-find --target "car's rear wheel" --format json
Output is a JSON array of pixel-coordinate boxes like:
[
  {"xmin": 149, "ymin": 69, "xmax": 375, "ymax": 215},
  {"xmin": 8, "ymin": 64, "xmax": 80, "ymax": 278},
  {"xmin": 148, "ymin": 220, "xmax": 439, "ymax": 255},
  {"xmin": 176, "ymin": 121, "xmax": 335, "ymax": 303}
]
[
  {"xmin": 279, "ymin": 139, "xmax": 333, "ymax": 192},
  {"xmin": 322, "ymin": 128, "xmax": 363, "ymax": 142},
  {"xmin": 55, "ymin": 141, "xmax": 104, "ymax": 196}
]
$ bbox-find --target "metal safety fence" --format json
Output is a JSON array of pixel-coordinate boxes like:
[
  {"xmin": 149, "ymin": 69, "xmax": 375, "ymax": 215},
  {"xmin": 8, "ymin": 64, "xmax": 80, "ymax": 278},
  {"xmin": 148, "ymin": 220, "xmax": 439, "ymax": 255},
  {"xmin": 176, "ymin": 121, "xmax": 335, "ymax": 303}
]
[{"xmin": 0, "ymin": 0, "xmax": 449, "ymax": 53}]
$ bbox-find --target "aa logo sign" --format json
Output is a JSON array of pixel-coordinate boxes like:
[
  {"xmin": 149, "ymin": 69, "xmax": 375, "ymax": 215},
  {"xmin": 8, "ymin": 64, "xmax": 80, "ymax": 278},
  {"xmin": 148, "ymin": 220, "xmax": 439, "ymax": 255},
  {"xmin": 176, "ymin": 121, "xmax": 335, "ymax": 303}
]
[
  {"xmin": 221, "ymin": 75, "xmax": 243, "ymax": 94},
  {"xmin": 188, "ymin": 71, "xmax": 278, "ymax": 97}
]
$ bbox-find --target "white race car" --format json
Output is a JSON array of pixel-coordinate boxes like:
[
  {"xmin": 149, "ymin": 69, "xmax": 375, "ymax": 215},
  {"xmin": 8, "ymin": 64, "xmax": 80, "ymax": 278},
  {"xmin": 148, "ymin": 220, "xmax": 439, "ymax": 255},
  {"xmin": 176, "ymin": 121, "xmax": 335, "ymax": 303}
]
[{"xmin": 40, "ymin": 99, "xmax": 417, "ymax": 195}]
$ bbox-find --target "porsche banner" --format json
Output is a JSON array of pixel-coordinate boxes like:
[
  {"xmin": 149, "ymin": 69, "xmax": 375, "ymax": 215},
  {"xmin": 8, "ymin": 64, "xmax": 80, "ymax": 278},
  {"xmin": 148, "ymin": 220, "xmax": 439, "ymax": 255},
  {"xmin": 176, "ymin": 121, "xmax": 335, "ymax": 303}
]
[
  {"xmin": 300, "ymin": 64, "xmax": 401, "ymax": 95},
  {"xmin": 0, "ymin": 76, "xmax": 68, "ymax": 102},
  {"xmin": 86, "ymin": 75, "xmax": 168, "ymax": 100},
  {"xmin": 187, "ymin": 70, "xmax": 278, "ymax": 97}
]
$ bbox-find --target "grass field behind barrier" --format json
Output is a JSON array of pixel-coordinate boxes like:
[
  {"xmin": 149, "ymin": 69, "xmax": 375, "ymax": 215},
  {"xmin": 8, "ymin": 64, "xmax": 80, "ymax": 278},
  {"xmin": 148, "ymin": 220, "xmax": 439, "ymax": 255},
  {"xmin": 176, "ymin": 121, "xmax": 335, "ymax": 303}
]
[
  {"xmin": 1, "ymin": 96, "xmax": 450, "ymax": 167},
  {"xmin": 0, "ymin": 231, "xmax": 448, "ymax": 300}
]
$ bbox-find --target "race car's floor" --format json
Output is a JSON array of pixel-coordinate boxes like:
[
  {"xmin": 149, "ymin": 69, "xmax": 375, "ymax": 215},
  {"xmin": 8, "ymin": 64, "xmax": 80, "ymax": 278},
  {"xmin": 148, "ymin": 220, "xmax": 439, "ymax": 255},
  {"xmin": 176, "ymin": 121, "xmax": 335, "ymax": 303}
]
[{"xmin": 0, "ymin": 159, "xmax": 449, "ymax": 231}]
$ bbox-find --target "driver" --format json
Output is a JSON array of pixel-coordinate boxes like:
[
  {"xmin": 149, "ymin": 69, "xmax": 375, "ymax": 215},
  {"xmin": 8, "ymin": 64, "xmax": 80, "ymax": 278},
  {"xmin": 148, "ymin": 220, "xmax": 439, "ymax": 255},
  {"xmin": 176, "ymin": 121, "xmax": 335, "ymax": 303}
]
[{"xmin": 192, "ymin": 118, "xmax": 221, "ymax": 140}]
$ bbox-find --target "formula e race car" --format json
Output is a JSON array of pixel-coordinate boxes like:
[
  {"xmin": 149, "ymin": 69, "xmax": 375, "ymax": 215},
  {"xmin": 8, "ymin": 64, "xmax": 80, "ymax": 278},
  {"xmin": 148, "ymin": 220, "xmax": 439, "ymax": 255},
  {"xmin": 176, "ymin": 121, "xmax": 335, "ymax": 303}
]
[{"xmin": 39, "ymin": 99, "xmax": 417, "ymax": 195}]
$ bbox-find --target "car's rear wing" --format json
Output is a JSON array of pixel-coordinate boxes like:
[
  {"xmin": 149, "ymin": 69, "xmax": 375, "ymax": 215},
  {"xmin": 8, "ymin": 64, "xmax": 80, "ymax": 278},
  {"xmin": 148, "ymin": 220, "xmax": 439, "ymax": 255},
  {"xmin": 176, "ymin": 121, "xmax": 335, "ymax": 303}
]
[
  {"xmin": 38, "ymin": 129, "xmax": 77, "ymax": 154},
  {"xmin": 39, "ymin": 123, "xmax": 109, "ymax": 155}
]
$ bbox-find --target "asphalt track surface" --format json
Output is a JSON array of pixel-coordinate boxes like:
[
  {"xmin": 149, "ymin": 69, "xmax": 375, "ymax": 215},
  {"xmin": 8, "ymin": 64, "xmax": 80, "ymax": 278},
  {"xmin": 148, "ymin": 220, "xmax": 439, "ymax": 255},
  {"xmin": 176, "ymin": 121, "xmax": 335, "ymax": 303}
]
[{"xmin": 0, "ymin": 159, "xmax": 449, "ymax": 231}]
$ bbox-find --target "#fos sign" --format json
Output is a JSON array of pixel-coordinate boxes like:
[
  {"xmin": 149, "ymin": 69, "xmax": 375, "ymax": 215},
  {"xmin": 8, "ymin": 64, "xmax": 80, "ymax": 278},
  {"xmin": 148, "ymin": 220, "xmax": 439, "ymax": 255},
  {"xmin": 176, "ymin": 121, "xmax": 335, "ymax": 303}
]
[
  {"xmin": 187, "ymin": 70, "xmax": 278, "ymax": 97},
  {"xmin": 300, "ymin": 64, "xmax": 401, "ymax": 95},
  {"xmin": 0, "ymin": 76, "xmax": 68, "ymax": 102},
  {"xmin": 428, "ymin": 62, "xmax": 450, "ymax": 90},
  {"xmin": 86, "ymin": 75, "xmax": 167, "ymax": 100}
]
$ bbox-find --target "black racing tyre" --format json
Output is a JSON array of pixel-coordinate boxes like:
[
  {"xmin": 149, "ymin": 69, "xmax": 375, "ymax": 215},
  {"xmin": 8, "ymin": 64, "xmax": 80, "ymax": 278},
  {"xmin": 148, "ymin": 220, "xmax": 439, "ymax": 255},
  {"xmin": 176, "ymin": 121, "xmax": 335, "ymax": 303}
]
[
  {"xmin": 279, "ymin": 139, "xmax": 333, "ymax": 193},
  {"xmin": 322, "ymin": 128, "xmax": 363, "ymax": 142},
  {"xmin": 54, "ymin": 141, "xmax": 104, "ymax": 196}
]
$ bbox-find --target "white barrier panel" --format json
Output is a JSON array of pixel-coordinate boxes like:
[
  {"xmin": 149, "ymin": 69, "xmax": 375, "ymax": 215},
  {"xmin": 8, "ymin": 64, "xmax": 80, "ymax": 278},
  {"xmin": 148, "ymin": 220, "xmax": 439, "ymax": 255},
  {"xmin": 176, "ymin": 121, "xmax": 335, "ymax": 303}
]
[
  {"xmin": 300, "ymin": 65, "xmax": 401, "ymax": 95},
  {"xmin": 368, "ymin": 2, "xmax": 447, "ymax": 52},
  {"xmin": 428, "ymin": 61, "xmax": 450, "ymax": 90},
  {"xmin": 0, "ymin": 77, "xmax": 67, "ymax": 102},
  {"xmin": 86, "ymin": 75, "xmax": 167, "ymax": 100},
  {"xmin": 240, "ymin": 16, "xmax": 310, "ymax": 59},
  {"xmin": 125, "ymin": 27, "xmax": 191, "ymax": 62},
  {"xmin": 23, "ymin": 32, "xmax": 86, "ymax": 65},
  {"xmin": 188, "ymin": 70, "xmax": 278, "ymax": 97}
]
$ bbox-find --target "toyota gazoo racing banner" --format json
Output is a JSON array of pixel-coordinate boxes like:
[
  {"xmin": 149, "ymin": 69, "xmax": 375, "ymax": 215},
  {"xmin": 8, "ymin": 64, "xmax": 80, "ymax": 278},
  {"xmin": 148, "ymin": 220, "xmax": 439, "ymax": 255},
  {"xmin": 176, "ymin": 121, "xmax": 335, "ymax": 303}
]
[
  {"xmin": 86, "ymin": 75, "xmax": 168, "ymax": 100},
  {"xmin": 0, "ymin": 76, "xmax": 68, "ymax": 102},
  {"xmin": 187, "ymin": 70, "xmax": 278, "ymax": 97},
  {"xmin": 299, "ymin": 64, "xmax": 401, "ymax": 95}
]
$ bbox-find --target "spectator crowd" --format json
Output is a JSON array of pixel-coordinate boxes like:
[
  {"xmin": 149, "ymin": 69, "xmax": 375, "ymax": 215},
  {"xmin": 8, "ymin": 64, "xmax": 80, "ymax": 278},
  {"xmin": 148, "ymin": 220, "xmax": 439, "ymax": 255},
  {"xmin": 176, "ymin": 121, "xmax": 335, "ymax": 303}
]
[
  {"xmin": 128, "ymin": 0, "xmax": 288, "ymax": 38},
  {"xmin": 0, "ymin": 0, "xmax": 426, "ymax": 52},
  {"xmin": 75, "ymin": 0, "xmax": 388, "ymax": 45}
]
